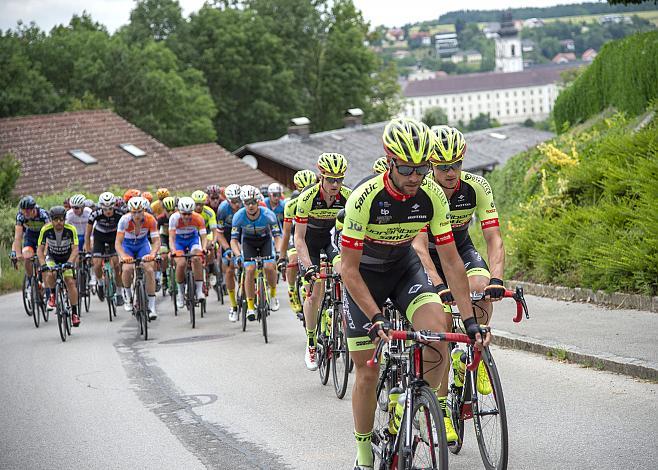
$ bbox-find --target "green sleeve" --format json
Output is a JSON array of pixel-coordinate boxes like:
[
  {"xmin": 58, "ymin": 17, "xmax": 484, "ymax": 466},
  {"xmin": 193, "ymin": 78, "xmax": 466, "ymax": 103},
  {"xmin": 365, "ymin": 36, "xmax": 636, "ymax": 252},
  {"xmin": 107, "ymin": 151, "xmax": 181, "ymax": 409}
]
[
  {"xmin": 37, "ymin": 224, "xmax": 51, "ymax": 246},
  {"xmin": 340, "ymin": 182, "xmax": 374, "ymax": 249},
  {"xmin": 470, "ymin": 174, "xmax": 499, "ymax": 226},
  {"xmin": 424, "ymin": 178, "xmax": 454, "ymax": 245},
  {"xmin": 65, "ymin": 224, "xmax": 79, "ymax": 245},
  {"xmin": 295, "ymin": 184, "xmax": 318, "ymax": 221}
]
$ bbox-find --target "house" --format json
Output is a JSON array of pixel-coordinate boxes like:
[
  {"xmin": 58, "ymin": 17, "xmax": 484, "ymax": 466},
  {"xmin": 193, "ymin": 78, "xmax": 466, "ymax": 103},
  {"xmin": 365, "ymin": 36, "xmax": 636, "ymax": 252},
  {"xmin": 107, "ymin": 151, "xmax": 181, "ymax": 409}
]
[
  {"xmin": 552, "ymin": 52, "xmax": 577, "ymax": 64},
  {"xmin": 582, "ymin": 48, "xmax": 598, "ymax": 62},
  {"xmin": 483, "ymin": 22, "xmax": 500, "ymax": 39},
  {"xmin": 435, "ymin": 33, "xmax": 459, "ymax": 58},
  {"xmin": 410, "ymin": 32, "xmax": 432, "ymax": 47},
  {"xmin": 523, "ymin": 18, "xmax": 545, "ymax": 29},
  {"xmin": 0, "ymin": 109, "xmax": 274, "ymax": 196},
  {"xmin": 234, "ymin": 114, "xmax": 554, "ymax": 187},
  {"xmin": 392, "ymin": 49, "xmax": 411, "ymax": 59},
  {"xmin": 451, "ymin": 50, "xmax": 483, "ymax": 64},
  {"xmin": 386, "ymin": 28, "xmax": 405, "ymax": 42},
  {"xmin": 560, "ymin": 39, "xmax": 576, "ymax": 52},
  {"xmin": 403, "ymin": 62, "xmax": 585, "ymax": 125},
  {"xmin": 599, "ymin": 14, "xmax": 632, "ymax": 25},
  {"xmin": 408, "ymin": 68, "xmax": 439, "ymax": 81},
  {"xmin": 521, "ymin": 39, "xmax": 535, "ymax": 53}
]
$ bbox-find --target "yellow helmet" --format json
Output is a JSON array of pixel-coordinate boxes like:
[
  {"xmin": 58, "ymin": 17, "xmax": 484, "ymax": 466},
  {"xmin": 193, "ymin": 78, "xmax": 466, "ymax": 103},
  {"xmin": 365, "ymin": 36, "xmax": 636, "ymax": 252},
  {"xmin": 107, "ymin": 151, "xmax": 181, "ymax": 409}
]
[
  {"xmin": 383, "ymin": 117, "xmax": 436, "ymax": 164},
  {"xmin": 293, "ymin": 170, "xmax": 317, "ymax": 190},
  {"xmin": 372, "ymin": 157, "xmax": 389, "ymax": 174},
  {"xmin": 156, "ymin": 188, "xmax": 170, "ymax": 200},
  {"xmin": 317, "ymin": 153, "xmax": 347, "ymax": 177},
  {"xmin": 191, "ymin": 190, "xmax": 207, "ymax": 204},
  {"xmin": 162, "ymin": 196, "xmax": 176, "ymax": 212},
  {"xmin": 432, "ymin": 125, "xmax": 466, "ymax": 164}
]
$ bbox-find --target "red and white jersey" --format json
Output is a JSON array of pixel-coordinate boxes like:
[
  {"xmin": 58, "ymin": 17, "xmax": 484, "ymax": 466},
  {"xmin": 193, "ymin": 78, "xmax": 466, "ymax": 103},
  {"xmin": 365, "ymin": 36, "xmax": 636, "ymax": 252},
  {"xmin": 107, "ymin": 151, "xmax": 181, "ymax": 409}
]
[
  {"xmin": 168, "ymin": 212, "xmax": 207, "ymax": 239},
  {"xmin": 117, "ymin": 213, "xmax": 158, "ymax": 240}
]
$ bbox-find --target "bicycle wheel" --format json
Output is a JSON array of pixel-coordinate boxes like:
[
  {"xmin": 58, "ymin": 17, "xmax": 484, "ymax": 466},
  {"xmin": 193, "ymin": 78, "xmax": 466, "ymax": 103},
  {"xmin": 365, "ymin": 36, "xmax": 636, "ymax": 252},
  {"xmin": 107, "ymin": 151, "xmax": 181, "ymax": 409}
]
[
  {"xmin": 258, "ymin": 276, "xmax": 268, "ymax": 343},
  {"xmin": 473, "ymin": 348, "xmax": 508, "ymax": 470},
  {"xmin": 316, "ymin": 303, "xmax": 330, "ymax": 385},
  {"xmin": 331, "ymin": 304, "xmax": 350, "ymax": 399},
  {"xmin": 216, "ymin": 264, "xmax": 224, "ymax": 304},
  {"xmin": 22, "ymin": 275, "xmax": 32, "ymax": 316},
  {"xmin": 397, "ymin": 386, "xmax": 448, "ymax": 470},
  {"xmin": 140, "ymin": 282, "xmax": 149, "ymax": 341},
  {"xmin": 79, "ymin": 267, "xmax": 90, "ymax": 313},
  {"xmin": 187, "ymin": 271, "xmax": 195, "ymax": 328},
  {"xmin": 447, "ymin": 342, "xmax": 467, "ymax": 455},
  {"xmin": 38, "ymin": 282, "xmax": 48, "ymax": 323},
  {"xmin": 56, "ymin": 284, "xmax": 66, "ymax": 342},
  {"xmin": 372, "ymin": 358, "xmax": 396, "ymax": 470},
  {"xmin": 170, "ymin": 267, "xmax": 178, "ymax": 316},
  {"xmin": 31, "ymin": 277, "xmax": 40, "ymax": 328},
  {"xmin": 106, "ymin": 270, "xmax": 114, "ymax": 322}
]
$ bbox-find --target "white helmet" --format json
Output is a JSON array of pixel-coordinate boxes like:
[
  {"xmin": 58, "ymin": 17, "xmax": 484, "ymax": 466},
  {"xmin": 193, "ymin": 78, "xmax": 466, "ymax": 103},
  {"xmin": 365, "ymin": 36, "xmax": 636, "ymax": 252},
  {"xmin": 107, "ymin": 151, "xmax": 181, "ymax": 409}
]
[
  {"xmin": 267, "ymin": 182, "xmax": 283, "ymax": 196},
  {"xmin": 127, "ymin": 196, "xmax": 147, "ymax": 212},
  {"xmin": 84, "ymin": 198, "xmax": 94, "ymax": 208},
  {"xmin": 240, "ymin": 185, "xmax": 259, "ymax": 202},
  {"xmin": 178, "ymin": 196, "xmax": 195, "ymax": 213},
  {"xmin": 70, "ymin": 194, "xmax": 86, "ymax": 208},
  {"xmin": 225, "ymin": 184, "xmax": 241, "ymax": 200},
  {"xmin": 98, "ymin": 192, "xmax": 115, "ymax": 209}
]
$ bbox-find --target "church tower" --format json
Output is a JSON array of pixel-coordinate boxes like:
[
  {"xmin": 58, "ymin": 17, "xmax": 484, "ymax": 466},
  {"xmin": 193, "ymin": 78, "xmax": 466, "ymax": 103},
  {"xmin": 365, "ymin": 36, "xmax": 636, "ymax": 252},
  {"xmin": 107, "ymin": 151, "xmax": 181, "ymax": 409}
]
[{"xmin": 495, "ymin": 11, "xmax": 523, "ymax": 73}]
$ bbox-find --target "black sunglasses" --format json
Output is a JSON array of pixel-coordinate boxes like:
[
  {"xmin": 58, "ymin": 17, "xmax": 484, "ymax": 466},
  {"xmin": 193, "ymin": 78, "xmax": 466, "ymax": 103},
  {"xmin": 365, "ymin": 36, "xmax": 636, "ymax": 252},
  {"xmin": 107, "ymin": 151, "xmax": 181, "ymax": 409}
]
[
  {"xmin": 392, "ymin": 160, "xmax": 432, "ymax": 176},
  {"xmin": 244, "ymin": 199, "xmax": 259, "ymax": 206},
  {"xmin": 434, "ymin": 161, "xmax": 463, "ymax": 172},
  {"xmin": 324, "ymin": 176, "xmax": 344, "ymax": 185}
]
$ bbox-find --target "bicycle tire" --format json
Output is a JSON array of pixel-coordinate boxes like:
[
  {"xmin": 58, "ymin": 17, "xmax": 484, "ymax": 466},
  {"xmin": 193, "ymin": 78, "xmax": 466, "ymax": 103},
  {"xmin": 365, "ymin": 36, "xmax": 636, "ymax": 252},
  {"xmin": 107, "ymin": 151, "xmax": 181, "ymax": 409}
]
[
  {"xmin": 372, "ymin": 355, "xmax": 397, "ymax": 470},
  {"xmin": 238, "ymin": 270, "xmax": 247, "ymax": 332},
  {"xmin": 473, "ymin": 348, "xmax": 508, "ymax": 470},
  {"xmin": 56, "ymin": 283, "xmax": 66, "ymax": 342},
  {"xmin": 140, "ymin": 281, "xmax": 149, "ymax": 341},
  {"xmin": 170, "ymin": 267, "xmax": 178, "ymax": 316},
  {"xmin": 106, "ymin": 267, "xmax": 114, "ymax": 322},
  {"xmin": 22, "ymin": 275, "xmax": 32, "ymax": 316},
  {"xmin": 316, "ymin": 301, "xmax": 330, "ymax": 385},
  {"xmin": 64, "ymin": 290, "xmax": 72, "ymax": 336},
  {"xmin": 37, "ymin": 279, "xmax": 48, "ymax": 323},
  {"xmin": 258, "ymin": 276, "xmax": 268, "ymax": 343},
  {"xmin": 216, "ymin": 264, "xmax": 224, "ymax": 304},
  {"xmin": 187, "ymin": 271, "xmax": 195, "ymax": 328},
  {"xmin": 397, "ymin": 385, "xmax": 448, "ymax": 470},
  {"xmin": 331, "ymin": 304, "xmax": 350, "ymax": 399},
  {"xmin": 31, "ymin": 276, "xmax": 40, "ymax": 328}
]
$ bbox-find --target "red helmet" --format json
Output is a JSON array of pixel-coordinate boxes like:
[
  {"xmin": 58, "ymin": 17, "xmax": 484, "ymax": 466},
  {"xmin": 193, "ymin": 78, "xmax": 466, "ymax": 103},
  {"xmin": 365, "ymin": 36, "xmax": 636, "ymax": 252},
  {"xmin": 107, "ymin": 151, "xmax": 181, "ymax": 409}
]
[
  {"xmin": 123, "ymin": 189, "xmax": 141, "ymax": 202},
  {"xmin": 142, "ymin": 191, "xmax": 153, "ymax": 203}
]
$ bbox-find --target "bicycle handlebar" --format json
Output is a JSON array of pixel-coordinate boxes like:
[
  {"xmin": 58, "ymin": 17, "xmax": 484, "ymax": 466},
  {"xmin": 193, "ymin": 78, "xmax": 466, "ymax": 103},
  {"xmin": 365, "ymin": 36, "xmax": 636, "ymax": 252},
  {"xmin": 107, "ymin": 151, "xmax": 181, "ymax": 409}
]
[{"xmin": 468, "ymin": 286, "xmax": 529, "ymax": 323}]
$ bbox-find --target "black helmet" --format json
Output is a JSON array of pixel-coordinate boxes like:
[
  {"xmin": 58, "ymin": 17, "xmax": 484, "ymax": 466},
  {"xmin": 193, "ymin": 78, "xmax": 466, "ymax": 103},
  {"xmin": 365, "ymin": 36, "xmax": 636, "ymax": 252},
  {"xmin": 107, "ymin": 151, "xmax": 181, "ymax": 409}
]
[
  {"xmin": 19, "ymin": 196, "xmax": 36, "ymax": 210},
  {"xmin": 49, "ymin": 206, "xmax": 67, "ymax": 219}
]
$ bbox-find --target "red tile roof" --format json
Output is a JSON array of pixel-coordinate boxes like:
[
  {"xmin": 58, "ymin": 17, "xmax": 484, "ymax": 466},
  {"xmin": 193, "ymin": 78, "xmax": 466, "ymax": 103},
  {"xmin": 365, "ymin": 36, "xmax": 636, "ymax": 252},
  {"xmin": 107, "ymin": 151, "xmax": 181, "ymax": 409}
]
[{"xmin": 0, "ymin": 109, "xmax": 277, "ymax": 196}]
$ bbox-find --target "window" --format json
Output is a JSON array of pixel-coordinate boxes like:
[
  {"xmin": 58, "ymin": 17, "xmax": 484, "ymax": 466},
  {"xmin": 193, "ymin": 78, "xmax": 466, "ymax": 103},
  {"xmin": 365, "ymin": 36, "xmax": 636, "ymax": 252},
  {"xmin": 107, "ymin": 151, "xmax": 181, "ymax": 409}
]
[
  {"xmin": 513, "ymin": 91, "xmax": 517, "ymax": 96},
  {"xmin": 530, "ymin": 89, "xmax": 534, "ymax": 95},
  {"xmin": 505, "ymin": 92, "xmax": 509, "ymax": 97},
  {"xmin": 511, "ymin": 44, "xmax": 516, "ymax": 57},
  {"xmin": 69, "ymin": 149, "xmax": 97, "ymax": 165},
  {"xmin": 468, "ymin": 95, "xmax": 471, "ymax": 101},
  {"xmin": 119, "ymin": 143, "xmax": 146, "ymax": 158}
]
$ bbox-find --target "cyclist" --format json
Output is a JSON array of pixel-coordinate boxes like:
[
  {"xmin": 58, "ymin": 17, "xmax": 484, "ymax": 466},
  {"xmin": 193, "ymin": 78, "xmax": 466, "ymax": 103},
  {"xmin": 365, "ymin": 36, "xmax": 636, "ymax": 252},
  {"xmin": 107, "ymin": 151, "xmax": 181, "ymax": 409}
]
[
  {"xmin": 169, "ymin": 197, "xmax": 207, "ymax": 309},
  {"xmin": 206, "ymin": 184, "xmax": 223, "ymax": 214},
  {"xmin": 115, "ymin": 197, "xmax": 160, "ymax": 319},
  {"xmin": 413, "ymin": 125, "xmax": 505, "ymax": 404},
  {"xmin": 340, "ymin": 118, "xmax": 490, "ymax": 469},
  {"xmin": 230, "ymin": 185, "xmax": 282, "ymax": 321},
  {"xmin": 295, "ymin": 153, "xmax": 352, "ymax": 370},
  {"xmin": 278, "ymin": 169, "xmax": 318, "ymax": 317},
  {"xmin": 372, "ymin": 156, "xmax": 388, "ymax": 174},
  {"xmin": 157, "ymin": 196, "xmax": 176, "ymax": 291},
  {"xmin": 192, "ymin": 190, "xmax": 220, "ymax": 287},
  {"xmin": 12, "ymin": 196, "xmax": 50, "ymax": 281},
  {"xmin": 123, "ymin": 189, "xmax": 141, "ymax": 204},
  {"xmin": 37, "ymin": 206, "xmax": 80, "ymax": 326},
  {"xmin": 264, "ymin": 182, "xmax": 286, "ymax": 228},
  {"xmin": 217, "ymin": 184, "xmax": 242, "ymax": 322},
  {"xmin": 151, "ymin": 188, "xmax": 170, "ymax": 217},
  {"xmin": 66, "ymin": 194, "xmax": 92, "ymax": 248}
]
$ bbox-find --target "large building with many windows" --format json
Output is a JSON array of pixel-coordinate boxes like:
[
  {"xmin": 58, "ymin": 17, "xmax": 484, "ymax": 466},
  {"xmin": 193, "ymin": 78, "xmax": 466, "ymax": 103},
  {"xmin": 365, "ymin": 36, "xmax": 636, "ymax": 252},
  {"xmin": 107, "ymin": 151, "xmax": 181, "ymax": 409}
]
[{"xmin": 402, "ymin": 62, "xmax": 583, "ymax": 125}]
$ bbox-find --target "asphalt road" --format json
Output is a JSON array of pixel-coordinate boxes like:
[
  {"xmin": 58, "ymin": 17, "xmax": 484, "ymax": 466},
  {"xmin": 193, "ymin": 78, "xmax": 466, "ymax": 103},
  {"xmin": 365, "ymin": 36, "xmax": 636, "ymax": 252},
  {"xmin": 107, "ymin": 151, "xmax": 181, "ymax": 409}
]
[{"xmin": 1, "ymin": 288, "xmax": 656, "ymax": 469}]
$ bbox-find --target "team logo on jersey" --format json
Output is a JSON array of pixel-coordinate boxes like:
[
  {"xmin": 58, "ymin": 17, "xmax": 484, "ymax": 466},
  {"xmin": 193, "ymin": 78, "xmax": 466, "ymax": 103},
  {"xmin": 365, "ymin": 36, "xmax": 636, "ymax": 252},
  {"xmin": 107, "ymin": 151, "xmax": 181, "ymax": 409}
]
[
  {"xmin": 347, "ymin": 220, "xmax": 363, "ymax": 232},
  {"xmin": 380, "ymin": 208, "xmax": 390, "ymax": 216},
  {"xmin": 458, "ymin": 194, "xmax": 465, "ymax": 201},
  {"xmin": 376, "ymin": 215, "xmax": 392, "ymax": 224},
  {"xmin": 378, "ymin": 201, "xmax": 391, "ymax": 208},
  {"xmin": 408, "ymin": 284, "xmax": 422, "ymax": 294},
  {"xmin": 411, "ymin": 203, "xmax": 420, "ymax": 213}
]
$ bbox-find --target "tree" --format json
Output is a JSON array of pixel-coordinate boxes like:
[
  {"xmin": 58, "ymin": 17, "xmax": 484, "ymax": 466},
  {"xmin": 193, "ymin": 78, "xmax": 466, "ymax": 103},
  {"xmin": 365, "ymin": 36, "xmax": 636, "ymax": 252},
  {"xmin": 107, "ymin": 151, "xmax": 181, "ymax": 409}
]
[
  {"xmin": 422, "ymin": 107, "xmax": 449, "ymax": 127},
  {"xmin": 455, "ymin": 18, "xmax": 466, "ymax": 34},
  {"xmin": 0, "ymin": 154, "xmax": 21, "ymax": 202},
  {"xmin": 466, "ymin": 112, "xmax": 500, "ymax": 131},
  {"xmin": 119, "ymin": 0, "xmax": 184, "ymax": 43}
]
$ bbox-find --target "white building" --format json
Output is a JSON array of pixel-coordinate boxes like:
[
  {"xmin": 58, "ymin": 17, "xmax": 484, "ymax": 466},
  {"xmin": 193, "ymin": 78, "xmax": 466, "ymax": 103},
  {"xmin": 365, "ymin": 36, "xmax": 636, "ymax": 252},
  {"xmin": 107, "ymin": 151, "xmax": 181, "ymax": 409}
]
[
  {"xmin": 495, "ymin": 13, "xmax": 523, "ymax": 73},
  {"xmin": 402, "ymin": 62, "xmax": 584, "ymax": 125}
]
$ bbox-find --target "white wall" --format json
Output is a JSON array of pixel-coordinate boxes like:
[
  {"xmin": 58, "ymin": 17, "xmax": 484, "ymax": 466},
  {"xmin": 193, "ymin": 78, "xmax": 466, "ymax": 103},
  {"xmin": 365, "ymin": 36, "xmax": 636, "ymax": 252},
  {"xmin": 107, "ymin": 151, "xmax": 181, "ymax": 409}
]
[{"xmin": 404, "ymin": 83, "xmax": 560, "ymax": 125}]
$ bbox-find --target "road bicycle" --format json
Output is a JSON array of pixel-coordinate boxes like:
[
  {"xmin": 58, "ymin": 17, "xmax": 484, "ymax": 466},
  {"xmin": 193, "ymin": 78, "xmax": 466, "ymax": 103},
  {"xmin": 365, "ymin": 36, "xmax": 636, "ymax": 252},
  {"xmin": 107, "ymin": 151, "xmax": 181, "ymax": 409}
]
[
  {"xmin": 309, "ymin": 268, "xmax": 350, "ymax": 398},
  {"xmin": 94, "ymin": 254, "xmax": 118, "ymax": 322},
  {"xmin": 12, "ymin": 254, "xmax": 48, "ymax": 327},
  {"xmin": 41, "ymin": 263, "xmax": 75, "ymax": 342},
  {"xmin": 172, "ymin": 252, "xmax": 205, "ymax": 328},
  {"xmin": 123, "ymin": 257, "xmax": 152, "ymax": 340},
  {"xmin": 76, "ymin": 251, "xmax": 92, "ymax": 314},
  {"xmin": 446, "ymin": 287, "xmax": 529, "ymax": 470},
  {"xmin": 241, "ymin": 256, "xmax": 271, "ymax": 343}
]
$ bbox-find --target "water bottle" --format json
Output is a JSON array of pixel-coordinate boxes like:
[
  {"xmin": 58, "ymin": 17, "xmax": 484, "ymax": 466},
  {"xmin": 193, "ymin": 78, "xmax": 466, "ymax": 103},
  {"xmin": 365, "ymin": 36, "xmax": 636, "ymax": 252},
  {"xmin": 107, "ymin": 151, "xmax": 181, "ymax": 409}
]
[
  {"xmin": 451, "ymin": 346, "xmax": 467, "ymax": 387},
  {"xmin": 325, "ymin": 307, "xmax": 333, "ymax": 335},
  {"xmin": 387, "ymin": 387, "xmax": 405, "ymax": 434}
]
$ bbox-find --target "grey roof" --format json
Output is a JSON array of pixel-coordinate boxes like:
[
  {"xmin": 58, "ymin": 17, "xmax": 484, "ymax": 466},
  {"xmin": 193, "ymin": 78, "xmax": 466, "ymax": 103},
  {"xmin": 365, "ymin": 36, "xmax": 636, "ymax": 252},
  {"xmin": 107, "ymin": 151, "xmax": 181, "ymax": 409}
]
[
  {"xmin": 235, "ymin": 123, "xmax": 554, "ymax": 188},
  {"xmin": 404, "ymin": 62, "xmax": 583, "ymax": 97}
]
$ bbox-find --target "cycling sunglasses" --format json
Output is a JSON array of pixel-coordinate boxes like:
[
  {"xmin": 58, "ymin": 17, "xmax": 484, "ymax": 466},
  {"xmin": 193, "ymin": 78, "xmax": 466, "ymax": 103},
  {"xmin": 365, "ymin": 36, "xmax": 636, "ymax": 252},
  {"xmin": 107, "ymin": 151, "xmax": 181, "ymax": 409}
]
[
  {"xmin": 433, "ymin": 160, "xmax": 463, "ymax": 172},
  {"xmin": 323, "ymin": 176, "xmax": 344, "ymax": 185},
  {"xmin": 229, "ymin": 198, "xmax": 241, "ymax": 204},
  {"xmin": 392, "ymin": 160, "xmax": 432, "ymax": 176},
  {"xmin": 269, "ymin": 192, "xmax": 281, "ymax": 198},
  {"xmin": 244, "ymin": 199, "xmax": 259, "ymax": 206}
]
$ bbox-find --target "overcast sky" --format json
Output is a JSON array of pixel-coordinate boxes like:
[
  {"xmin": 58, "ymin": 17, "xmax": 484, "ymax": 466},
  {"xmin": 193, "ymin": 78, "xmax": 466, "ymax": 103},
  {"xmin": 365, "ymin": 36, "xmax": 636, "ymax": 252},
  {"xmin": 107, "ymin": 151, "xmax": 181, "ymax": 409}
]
[{"xmin": 1, "ymin": 0, "xmax": 602, "ymax": 33}]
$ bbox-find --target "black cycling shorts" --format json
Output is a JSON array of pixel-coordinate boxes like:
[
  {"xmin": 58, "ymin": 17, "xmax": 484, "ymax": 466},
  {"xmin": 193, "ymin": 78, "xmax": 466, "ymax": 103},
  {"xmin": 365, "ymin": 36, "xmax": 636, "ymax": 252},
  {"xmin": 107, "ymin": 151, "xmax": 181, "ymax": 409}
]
[
  {"xmin": 242, "ymin": 237, "xmax": 274, "ymax": 265},
  {"xmin": 92, "ymin": 231, "xmax": 117, "ymax": 256},
  {"xmin": 344, "ymin": 249, "xmax": 442, "ymax": 352},
  {"xmin": 429, "ymin": 238, "xmax": 490, "ymax": 282},
  {"xmin": 303, "ymin": 233, "xmax": 339, "ymax": 270}
]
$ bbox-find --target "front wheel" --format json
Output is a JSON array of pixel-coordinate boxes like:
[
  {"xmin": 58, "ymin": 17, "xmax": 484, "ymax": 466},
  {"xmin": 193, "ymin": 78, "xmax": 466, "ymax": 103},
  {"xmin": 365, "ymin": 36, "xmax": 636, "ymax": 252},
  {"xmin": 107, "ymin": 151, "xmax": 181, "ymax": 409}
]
[
  {"xmin": 397, "ymin": 386, "xmax": 449, "ymax": 470},
  {"xmin": 473, "ymin": 348, "xmax": 508, "ymax": 470},
  {"xmin": 187, "ymin": 272, "xmax": 195, "ymax": 328},
  {"xmin": 22, "ymin": 275, "xmax": 32, "ymax": 316},
  {"xmin": 31, "ymin": 277, "xmax": 40, "ymax": 328},
  {"xmin": 331, "ymin": 305, "xmax": 350, "ymax": 399},
  {"xmin": 56, "ymin": 284, "xmax": 67, "ymax": 342},
  {"xmin": 258, "ymin": 278, "xmax": 268, "ymax": 343}
]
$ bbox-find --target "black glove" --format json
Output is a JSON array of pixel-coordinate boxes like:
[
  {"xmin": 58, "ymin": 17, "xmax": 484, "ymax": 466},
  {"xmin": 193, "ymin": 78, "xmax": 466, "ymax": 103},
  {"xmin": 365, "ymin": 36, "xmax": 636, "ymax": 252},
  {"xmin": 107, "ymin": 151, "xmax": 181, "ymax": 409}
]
[
  {"xmin": 484, "ymin": 278, "xmax": 505, "ymax": 300},
  {"xmin": 463, "ymin": 317, "xmax": 483, "ymax": 341},
  {"xmin": 303, "ymin": 264, "xmax": 319, "ymax": 282},
  {"xmin": 435, "ymin": 283, "xmax": 454, "ymax": 304},
  {"xmin": 367, "ymin": 313, "xmax": 391, "ymax": 343},
  {"xmin": 276, "ymin": 257, "xmax": 287, "ymax": 272}
]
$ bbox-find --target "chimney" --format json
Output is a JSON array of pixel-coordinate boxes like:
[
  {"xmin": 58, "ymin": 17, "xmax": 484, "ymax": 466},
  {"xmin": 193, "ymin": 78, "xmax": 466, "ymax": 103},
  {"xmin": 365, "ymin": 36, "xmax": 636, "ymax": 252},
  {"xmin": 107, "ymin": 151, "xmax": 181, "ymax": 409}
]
[
  {"xmin": 288, "ymin": 117, "xmax": 311, "ymax": 139},
  {"xmin": 343, "ymin": 108, "xmax": 364, "ymax": 128}
]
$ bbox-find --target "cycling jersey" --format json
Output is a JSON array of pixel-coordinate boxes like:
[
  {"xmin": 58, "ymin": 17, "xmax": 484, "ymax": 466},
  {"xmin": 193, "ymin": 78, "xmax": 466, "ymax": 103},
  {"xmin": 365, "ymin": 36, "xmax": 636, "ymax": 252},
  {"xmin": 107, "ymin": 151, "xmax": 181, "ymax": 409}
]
[
  {"xmin": 341, "ymin": 172, "xmax": 453, "ymax": 272},
  {"xmin": 65, "ymin": 207, "xmax": 91, "ymax": 246},
  {"xmin": 283, "ymin": 196, "xmax": 299, "ymax": 249},
  {"xmin": 295, "ymin": 183, "xmax": 352, "ymax": 235},
  {"xmin": 197, "ymin": 205, "xmax": 218, "ymax": 231},
  {"xmin": 231, "ymin": 207, "xmax": 281, "ymax": 242},
  {"xmin": 88, "ymin": 208, "xmax": 125, "ymax": 234},
  {"xmin": 38, "ymin": 223, "xmax": 78, "ymax": 261},
  {"xmin": 217, "ymin": 200, "xmax": 239, "ymax": 241},
  {"xmin": 16, "ymin": 207, "xmax": 50, "ymax": 234},
  {"xmin": 427, "ymin": 171, "xmax": 499, "ymax": 250},
  {"xmin": 117, "ymin": 213, "xmax": 158, "ymax": 241},
  {"xmin": 151, "ymin": 200, "xmax": 164, "ymax": 217},
  {"xmin": 168, "ymin": 212, "xmax": 206, "ymax": 240},
  {"xmin": 264, "ymin": 197, "xmax": 285, "ymax": 227}
]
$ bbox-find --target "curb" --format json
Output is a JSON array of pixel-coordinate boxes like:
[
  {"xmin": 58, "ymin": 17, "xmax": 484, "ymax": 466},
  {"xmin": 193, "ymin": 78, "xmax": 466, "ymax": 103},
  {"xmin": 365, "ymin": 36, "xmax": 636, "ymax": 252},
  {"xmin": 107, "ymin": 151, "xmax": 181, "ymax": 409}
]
[
  {"xmin": 492, "ymin": 328, "xmax": 658, "ymax": 382},
  {"xmin": 506, "ymin": 280, "xmax": 658, "ymax": 314}
]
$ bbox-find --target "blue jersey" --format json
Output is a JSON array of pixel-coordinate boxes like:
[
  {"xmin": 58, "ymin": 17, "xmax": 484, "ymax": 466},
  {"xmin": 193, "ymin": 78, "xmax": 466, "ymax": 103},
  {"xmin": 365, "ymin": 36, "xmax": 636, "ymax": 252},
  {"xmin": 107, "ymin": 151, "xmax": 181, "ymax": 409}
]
[
  {"xmin": 16, "ymin": 207, "xmax": 50, "ymax": 235},
  {"xmin": 264, "ymin": 197, "xmax": 286, "ymax": 228},
  {"xmin": 231, "ymin": 207, "xmax": 281, "ymax": 243},
  {"xmin": 217, "ymin": 200, "xmax": 240, "ymax": 240}
]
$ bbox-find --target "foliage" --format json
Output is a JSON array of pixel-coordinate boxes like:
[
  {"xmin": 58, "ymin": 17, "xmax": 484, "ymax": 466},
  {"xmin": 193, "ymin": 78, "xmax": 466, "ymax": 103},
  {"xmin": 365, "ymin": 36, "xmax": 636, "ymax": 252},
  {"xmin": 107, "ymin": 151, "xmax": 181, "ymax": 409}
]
[
  {"xmin": 0, "ymin": 154, "xmax": 20, "ymax": 203},
  {"xmin": 118, "ymin": 0, "xmax": 184, "ymax": 43},
  {"xmin": 553, "ymin": 31, "xmax": 658, "ymax": 130},
  {"xmin": 487, "ymin": 108, "xmax": 658, "ymax": 295},
  {"xmin": 422, "ymin": 107, "xmax": 448, "ymax": 127}
]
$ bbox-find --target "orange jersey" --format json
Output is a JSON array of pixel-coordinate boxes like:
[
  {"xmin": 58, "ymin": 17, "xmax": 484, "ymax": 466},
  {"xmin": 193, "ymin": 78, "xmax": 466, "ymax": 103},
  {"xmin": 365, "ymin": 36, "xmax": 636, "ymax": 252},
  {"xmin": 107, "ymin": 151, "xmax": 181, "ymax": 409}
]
[{"xmin": 117, "ymin": 213, "xmax": 158, "ymax": 240}]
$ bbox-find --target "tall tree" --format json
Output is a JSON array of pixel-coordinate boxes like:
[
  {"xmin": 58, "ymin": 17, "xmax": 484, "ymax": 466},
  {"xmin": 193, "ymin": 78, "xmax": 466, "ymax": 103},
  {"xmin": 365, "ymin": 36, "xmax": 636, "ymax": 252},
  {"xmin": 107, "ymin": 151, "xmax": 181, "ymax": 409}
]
[{"xmin": 119, "ymin": 0, "xmax": 184, "ymax": 43}]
